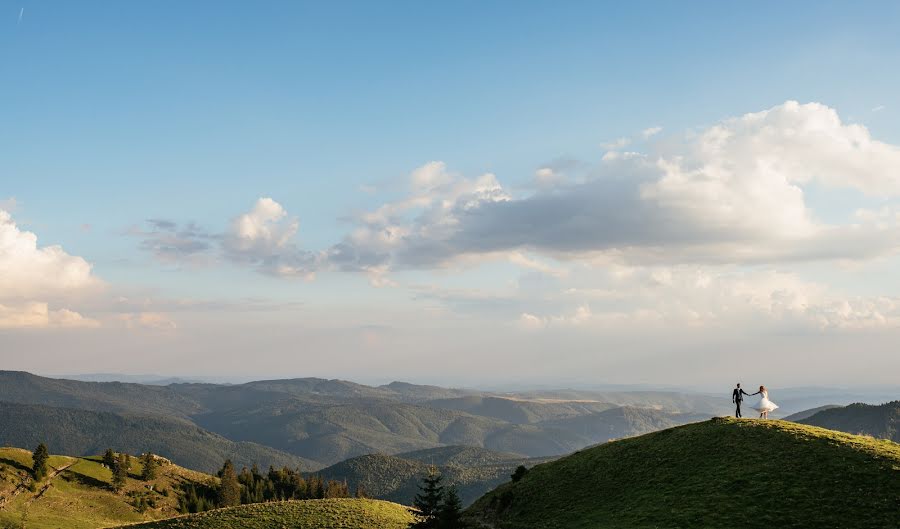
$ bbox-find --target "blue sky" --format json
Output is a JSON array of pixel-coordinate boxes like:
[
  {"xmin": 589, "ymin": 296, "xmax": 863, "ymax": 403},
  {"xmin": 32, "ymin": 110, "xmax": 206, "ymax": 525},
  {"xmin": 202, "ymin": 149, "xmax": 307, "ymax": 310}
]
[{"xmin": 2, "ymin": 1, "xmax": 900, "ymax": 386}]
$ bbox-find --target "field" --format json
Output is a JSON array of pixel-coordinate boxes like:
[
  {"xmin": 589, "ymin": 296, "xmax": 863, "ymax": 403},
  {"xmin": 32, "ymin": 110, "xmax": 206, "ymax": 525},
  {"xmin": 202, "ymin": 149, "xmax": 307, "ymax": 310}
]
[{"xmin": 112, "ymin": 499, "xmax": 415, "ymax": 529}]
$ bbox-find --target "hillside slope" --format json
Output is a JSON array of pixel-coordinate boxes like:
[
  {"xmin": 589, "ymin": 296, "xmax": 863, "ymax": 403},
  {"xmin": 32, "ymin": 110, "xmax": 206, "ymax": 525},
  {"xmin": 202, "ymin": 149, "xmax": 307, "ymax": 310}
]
[
  {"xmin": 799, "ymin": 401, "xmax": 899, "ymax": 442},
  {"xmin": 466, "ymin": 418, "xmax": 900, "ymax": 529},
  {"xmin": 112, "ymin": 498, "xmax": 414, "ymax": 529},
  {"xmin": 0, "ymin": 447, "xmax": 212, "ymax": 529},
  {"xmin": 317, "ymin": 450, "xmax": 553, "ymax": 506},
  {"xmin": 0, "ymin": 402, "xmax": 320, "ymax": 473}
]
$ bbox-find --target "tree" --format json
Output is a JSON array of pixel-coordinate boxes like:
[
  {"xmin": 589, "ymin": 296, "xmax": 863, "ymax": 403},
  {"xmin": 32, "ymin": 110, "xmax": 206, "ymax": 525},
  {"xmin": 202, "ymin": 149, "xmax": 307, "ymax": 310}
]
[
  {"xmin": 217, "ymin": 459, "xmax": 241, "ymax": 507},
  {"xmin": 510, "ymin": 465, "xmax": 529, "ymax": 483},
  {"xmin": 438, "ymin": 486, "xmax": 465, "ymax": 529},
  {"xmin": 31, "ymin": 443, "xmax": 49, "ymax": 481},
  {"xmin": 140, "ymin": 452, "xmax": 158, "ymax": 481},
  {"xmin": 409, "ymin": 467, "xmax": 444, "ymax": 529},
  {"xmin": 112, "ymin": 452, "xmax": 129, "ymax": 492},
  {"xmin": 103, "ymin": 448, "xmax": 116, "ymax": 469}
]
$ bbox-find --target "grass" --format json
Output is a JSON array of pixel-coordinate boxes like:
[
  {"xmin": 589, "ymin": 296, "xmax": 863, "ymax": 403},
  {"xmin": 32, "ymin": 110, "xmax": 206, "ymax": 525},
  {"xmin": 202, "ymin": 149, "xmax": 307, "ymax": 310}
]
[
  {"xmin": 111, "ymin": 498, "xmax": 415, "ymax": 529},
  {"xmin": 465, "ymin": 417, "xmax": 900, "ymax": 529},
  {"xmin": 0, "ymin": 447, "xmax": 211, "ymax": 529}
]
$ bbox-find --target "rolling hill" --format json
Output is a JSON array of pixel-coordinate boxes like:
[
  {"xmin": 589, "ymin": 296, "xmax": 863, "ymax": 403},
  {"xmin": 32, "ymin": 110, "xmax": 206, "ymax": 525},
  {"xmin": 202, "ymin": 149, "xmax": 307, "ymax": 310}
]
[
  {"xmin": 112, "ymin": 498, "xmax": 414, "ymax": 529},
  {"xmin": 0, "ymin": 446, "xmax": 212, "ymax": 529},
  {"xmin": 466, "ymin": 418, "xmax": 900, "ymax": 529},
  {"xmin": 0, "ymin": 402, "xmax": 320, "ymax": 473},
  {"xmin": 316, "ymin": 447, "xmax": 555, "ymax": 506},
  {"xmin": 798, "ymin": 401, "xmax": 899, "ymax": 442},
  {"xmin": 0, "ymin": 371, "xmax": 726, "ymax": 471}
]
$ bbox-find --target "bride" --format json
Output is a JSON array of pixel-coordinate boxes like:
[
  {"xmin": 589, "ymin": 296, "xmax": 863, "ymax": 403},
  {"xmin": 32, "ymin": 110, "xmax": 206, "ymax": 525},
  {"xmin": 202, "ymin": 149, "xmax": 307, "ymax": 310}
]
[{"xmin": 750, "ymin": 385, "xmax": 778, "ymax": 419}]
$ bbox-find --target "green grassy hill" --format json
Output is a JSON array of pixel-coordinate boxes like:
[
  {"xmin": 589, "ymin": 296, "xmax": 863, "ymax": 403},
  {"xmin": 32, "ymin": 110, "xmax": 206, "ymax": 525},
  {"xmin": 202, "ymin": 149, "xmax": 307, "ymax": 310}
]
[
  {"xmin": 465, "ymin": 418, "xmax": 900, "ymax": 529},
  {"xmin": 0, "ymin": 402, "xmax": 320, "ymax": 473},
  {"xmin": 798, "ymin": 401, "xmax": 899, "ymax": 442},
  {"xmin": 110, "ymin": 499, "xmax": 414, "ymax": 529},
  {"xmin": 0, "ymin": 446, "xmax": 212, "ymax": 529}
]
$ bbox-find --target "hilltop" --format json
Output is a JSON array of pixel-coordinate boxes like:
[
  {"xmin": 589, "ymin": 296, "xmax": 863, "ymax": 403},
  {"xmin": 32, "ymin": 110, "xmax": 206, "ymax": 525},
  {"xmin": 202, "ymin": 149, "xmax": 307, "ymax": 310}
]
[
  {"xmin": 112, "ymin": 498, "xmax": 414, "ymax": 529},
  {"xmin": 798, "ymin": 401, "xmax": 899, "ymax": 442},
  {"xmin": 466, "ymin": 418, "xmax": 900, "ymax": 529},
  {"xmin": 0, "ymin": 446, "xmax": 212, "ymax": 529}
]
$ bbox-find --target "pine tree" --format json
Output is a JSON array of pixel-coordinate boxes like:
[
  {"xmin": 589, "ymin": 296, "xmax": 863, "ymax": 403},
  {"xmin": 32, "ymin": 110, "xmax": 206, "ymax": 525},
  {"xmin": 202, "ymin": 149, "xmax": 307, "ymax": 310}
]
[
  {"xmin": 140, "ymin": 452, "xmax": 158, "ymax": 481},
  {"xmin": 217, "ymin": 459, "xmax": 241, "ymax": 507},
  {"xmin": 32, "ymin": 443, "xmax": 49, "ymax": 481},
  {"xmin": 103, "ymin": 448, "xmax": 116, "ymax": 469},
  {"xmin": 438, "ymin": 486, "xmax": 465, "ymax": 529},
  {"xmin": 510, "ymin": 465, "xmax": 529, "ymax": 482},
  {"xmin": 409, "ymin": 467, "xmax": 444, "ymax": 529},
  {"xmin": 112, "ymin": 453, "xmax": 129, "ymax": 492}
]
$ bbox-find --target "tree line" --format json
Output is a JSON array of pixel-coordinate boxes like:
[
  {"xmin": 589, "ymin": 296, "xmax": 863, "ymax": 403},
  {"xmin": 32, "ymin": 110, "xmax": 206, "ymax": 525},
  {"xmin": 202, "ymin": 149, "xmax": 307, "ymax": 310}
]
[{"xmin": 178, "ymin": 459, "xmax": 354, "ymax": 514}]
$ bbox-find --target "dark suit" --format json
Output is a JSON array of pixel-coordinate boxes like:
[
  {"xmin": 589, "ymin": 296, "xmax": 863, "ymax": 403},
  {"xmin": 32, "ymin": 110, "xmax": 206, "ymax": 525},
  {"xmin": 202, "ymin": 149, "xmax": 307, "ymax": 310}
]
[{"xmin": 732, "ymin": 388, "xmax": 750, "ymax": 417}]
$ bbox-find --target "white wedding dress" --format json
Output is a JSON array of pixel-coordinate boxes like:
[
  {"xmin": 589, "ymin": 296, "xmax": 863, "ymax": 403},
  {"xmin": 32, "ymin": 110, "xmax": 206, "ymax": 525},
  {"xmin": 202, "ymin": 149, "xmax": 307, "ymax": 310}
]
[{"xmin": 752, "ymin": 390, "xmax": 779, "ymax": 413}]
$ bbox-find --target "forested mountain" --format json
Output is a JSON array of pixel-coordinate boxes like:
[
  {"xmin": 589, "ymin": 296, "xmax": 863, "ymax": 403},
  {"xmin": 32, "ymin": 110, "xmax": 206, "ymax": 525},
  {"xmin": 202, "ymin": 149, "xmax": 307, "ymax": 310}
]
[
  {"xmin": 0, "ymin": 402, "xmax": 320, "ymax": 473},
  {"xmin": 0, "ymin": 371, "xmax": 721, "ymax": 471},
  {"xmin": 798, "ymin": 401, "xmax": 900, "ymax": 442},
  {"xmin": 317, "ymin": 448, "xmax": 554, "ymax": 506},
  {"xmin": 783, "ymin": 404, "xmax": 843, "ymax": 421}
]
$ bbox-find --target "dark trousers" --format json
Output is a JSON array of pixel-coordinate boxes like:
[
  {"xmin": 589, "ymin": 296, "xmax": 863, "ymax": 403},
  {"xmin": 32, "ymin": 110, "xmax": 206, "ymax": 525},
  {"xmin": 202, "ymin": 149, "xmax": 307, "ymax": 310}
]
[{"xmin": 735, "ymin": 400, "xmax": 742, "ymax": 418}]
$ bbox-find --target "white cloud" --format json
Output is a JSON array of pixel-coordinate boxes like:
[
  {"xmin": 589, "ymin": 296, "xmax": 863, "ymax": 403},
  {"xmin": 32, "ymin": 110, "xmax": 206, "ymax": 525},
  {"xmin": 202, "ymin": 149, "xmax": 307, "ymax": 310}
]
[
  {"xmin": 872, "ymin": 105, "xmax": 885, "ymax": 112},
  {"xmin": 521, "ymin": 266, "xmax": 900, "ymax": 332},
  {"xmin": 642, "ymin": 126, "xmax": 663, "ymax": 138},
  {"xmin": 223, "ymin": 198, "xmax": 316, "ymax": 278},
  {"xmin": 534, "ymin": 167, "xmax": 566, "ymax": 188},
  {"xmin": 0, "ymin": 302, "xmax": 100, "ymax": 329},
  {"xmin": 329, "ymin": 101, "xmax": 900, "ymax": 272},
  {"xmin": 225, "ymin": 197, "xmax": 299, "ymax": 257},
  {"xmin": 0, "ymin": 210, "xmax": 100, "ymax": 296},
  {"xmin": 0, "ymin": 209, "xmax": 104, "ymax": 328}
]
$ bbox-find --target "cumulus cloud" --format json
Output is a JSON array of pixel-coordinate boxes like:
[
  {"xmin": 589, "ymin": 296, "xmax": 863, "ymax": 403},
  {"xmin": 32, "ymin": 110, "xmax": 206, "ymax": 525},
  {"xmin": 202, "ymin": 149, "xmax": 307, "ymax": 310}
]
[
  {"xmin": 131, "ymin": 199, "xmax": 317, "ymax": 278},
  {"xmin": 0, "ymin": 210, "xmax": 100, "ymax": 296},
  {"xmin": 0, "ymin": 210, "xmax": 103, "ymax": 328},
  {"xmin": 329, "ymin": 101, "xmax": 900, "ymax": 272},
  {"xmin": 224, "ymin": 198, "xmax": 317, "ymax": 278}
]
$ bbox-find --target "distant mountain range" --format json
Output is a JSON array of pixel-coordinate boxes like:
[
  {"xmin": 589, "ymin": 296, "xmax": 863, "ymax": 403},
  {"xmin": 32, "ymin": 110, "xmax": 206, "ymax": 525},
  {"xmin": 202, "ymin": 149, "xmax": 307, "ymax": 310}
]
[
  {"xmin": 317, "ymin": 446, "xmax": 555, "ymax": 506},
  {"xmin": 0, "ymin": 371, "xmax": 720, "ymax": 471},
  {"xmin": 4, "ymin": 368, "xmax": 896, "ymax": 518},
  {"xmin": 796, "ymin": 401, "xmax": 900, "ymax": 442}
]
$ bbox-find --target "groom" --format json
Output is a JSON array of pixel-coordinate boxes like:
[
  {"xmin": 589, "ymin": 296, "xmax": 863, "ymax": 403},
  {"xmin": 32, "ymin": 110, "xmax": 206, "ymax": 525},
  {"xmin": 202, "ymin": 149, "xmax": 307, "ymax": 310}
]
[{"xmin": 732, "ymin": 383, "xmax": 751, "ymax": 418}]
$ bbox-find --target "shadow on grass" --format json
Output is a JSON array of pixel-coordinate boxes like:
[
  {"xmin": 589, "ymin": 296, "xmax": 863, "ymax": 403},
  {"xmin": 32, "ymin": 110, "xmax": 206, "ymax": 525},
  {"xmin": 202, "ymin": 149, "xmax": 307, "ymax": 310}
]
[
  {"xmin": 62, "ymin": 468, "xmax": 111, "ymax": 490},
  {"xmin": 0, "ymin": 457, "xmax": 32, "ymax": 474}
]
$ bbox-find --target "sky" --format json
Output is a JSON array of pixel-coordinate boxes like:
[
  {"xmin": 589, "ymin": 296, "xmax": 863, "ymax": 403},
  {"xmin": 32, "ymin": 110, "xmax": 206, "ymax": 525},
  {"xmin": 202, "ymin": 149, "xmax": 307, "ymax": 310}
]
[{"xmin": 2, "ymin": 1, "xmax": 900, "ymax": 388}]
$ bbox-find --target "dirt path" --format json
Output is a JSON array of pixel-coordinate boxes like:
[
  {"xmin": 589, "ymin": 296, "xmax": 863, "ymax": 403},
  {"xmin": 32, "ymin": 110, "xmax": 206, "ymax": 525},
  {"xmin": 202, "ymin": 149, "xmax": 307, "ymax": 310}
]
[{"xmin": 24, "ymin": 460, "xmax": 77, "ymax": 506}]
